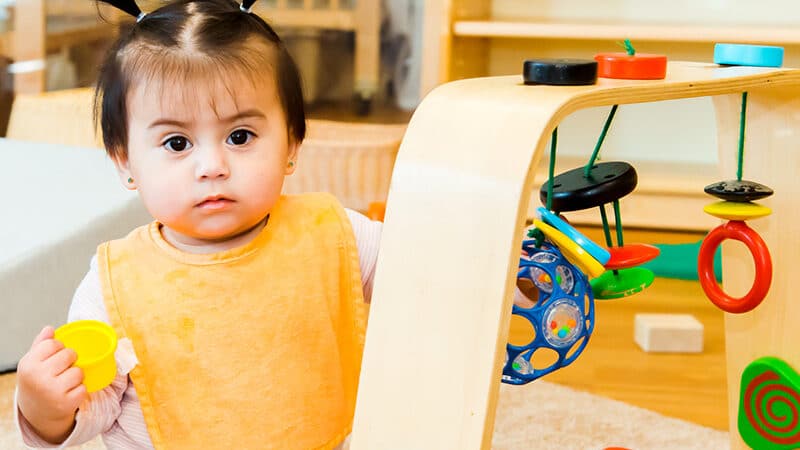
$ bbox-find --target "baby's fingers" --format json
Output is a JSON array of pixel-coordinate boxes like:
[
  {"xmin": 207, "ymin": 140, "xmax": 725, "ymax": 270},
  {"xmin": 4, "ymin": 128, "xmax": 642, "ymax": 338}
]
[
  {"xmin": 29, "ymin": 337, "xmax": 65, "ymax": 364},
  {"xmin": 58, "ymin": 366, "xmax": 85, "ymax": 392},
  {"xmin": 29, "ymin": 326, "xmax": 54, "ymax": 351},
  {"xmin": 65, "ymin": 383, "xmax": 88, "ymax": 411},
  {"xmin": 44, "ymin": 348, "xmax": 78, "ymax": 376}
]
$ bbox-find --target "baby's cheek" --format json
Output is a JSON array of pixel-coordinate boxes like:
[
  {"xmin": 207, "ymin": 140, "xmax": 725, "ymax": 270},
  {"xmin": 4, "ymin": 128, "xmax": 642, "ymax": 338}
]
[{"xmin": 139, "ymin": 185, "xmax": 186, "ymax": 225}]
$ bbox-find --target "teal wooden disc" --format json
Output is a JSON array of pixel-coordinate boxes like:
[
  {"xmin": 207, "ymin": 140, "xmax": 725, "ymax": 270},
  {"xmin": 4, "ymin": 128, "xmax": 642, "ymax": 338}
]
[
  {"xmin": 590, "ymin": 267, "xmax": 655, "ymax": 300},
  {"xmin": 714, "ymin": 43, "xmax": 784, "ymax": 68}
]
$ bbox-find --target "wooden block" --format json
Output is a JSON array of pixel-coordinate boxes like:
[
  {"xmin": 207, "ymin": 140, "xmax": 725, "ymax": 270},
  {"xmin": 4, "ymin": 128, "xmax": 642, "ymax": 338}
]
[{"xmin": 634, "ymin": 313, "xmax": 704, "ymax": 353}]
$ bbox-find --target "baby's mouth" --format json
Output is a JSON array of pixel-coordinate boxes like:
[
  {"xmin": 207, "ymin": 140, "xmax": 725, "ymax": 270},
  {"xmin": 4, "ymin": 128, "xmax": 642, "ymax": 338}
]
[{"xmin": 196, "ymin": 196, "xmax": 234, "ymax": 210}]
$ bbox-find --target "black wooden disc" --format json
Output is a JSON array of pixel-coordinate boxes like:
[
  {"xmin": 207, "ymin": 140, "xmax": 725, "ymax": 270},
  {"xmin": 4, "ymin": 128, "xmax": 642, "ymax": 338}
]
[
  {"xmin": 523, "ymin": 59, "xmax": 598, "ymax": 86},
  {"xmin": 704, "ymin": 179, "xmax": 774, "ymax": 202},
  {"xmin": 539, "ymin": 161, "xmax": 638, "ymax": 212}
]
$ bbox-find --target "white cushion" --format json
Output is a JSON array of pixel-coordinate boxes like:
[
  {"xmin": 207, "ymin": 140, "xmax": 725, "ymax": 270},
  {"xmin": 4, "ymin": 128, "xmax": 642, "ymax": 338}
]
[{"xmin": 1, "ymin": 139, "xmax": 151, "ymax": 370}]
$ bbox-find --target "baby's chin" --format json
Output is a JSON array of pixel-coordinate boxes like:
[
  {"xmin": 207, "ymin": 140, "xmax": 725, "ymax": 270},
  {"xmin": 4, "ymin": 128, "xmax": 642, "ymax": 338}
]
[{"xmin": 171, "ymin": 219, "xmax": 267, "ymax": 244}]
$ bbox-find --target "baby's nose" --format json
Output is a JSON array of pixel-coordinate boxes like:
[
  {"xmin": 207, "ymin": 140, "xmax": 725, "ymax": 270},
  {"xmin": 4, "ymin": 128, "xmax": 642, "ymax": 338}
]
[{"xmin": 196, "ymin": 146, "xmax": 230, "ymax": 179}]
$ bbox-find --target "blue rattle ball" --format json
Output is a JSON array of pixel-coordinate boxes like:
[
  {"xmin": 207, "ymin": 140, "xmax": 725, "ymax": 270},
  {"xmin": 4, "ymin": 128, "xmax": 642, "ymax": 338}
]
[{"xmin": 502, "ymin": 240, "xmax": 595, "ymax": 385}]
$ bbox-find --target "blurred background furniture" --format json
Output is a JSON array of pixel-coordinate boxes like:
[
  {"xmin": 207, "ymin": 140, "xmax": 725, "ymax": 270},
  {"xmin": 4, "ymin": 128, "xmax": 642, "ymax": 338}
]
[
  {"xmin": 283, "ymin": 120, "xmax": 405, "ymax": 212},
  {"xmin": 3, "ymin": 0, "xmax": 118, "ymax": 94},
  {"xmin": 253, "ymin": 0, "xmax": 380, "ymax": 113},
  {"xmin": 7, "ymin": 86, "xmax": 99, "ymax": 146}
]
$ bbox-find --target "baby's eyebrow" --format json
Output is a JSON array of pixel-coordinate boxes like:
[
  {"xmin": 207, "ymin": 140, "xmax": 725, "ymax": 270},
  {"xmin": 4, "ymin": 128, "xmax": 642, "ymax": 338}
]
[
  {"xmin": 148, "ymin": 118, "xmax": 188, "ymax": 129},
  {"xmin": 219, "ymin": 109, "xmax": 266, "ymax": 123},
  {"xmin": 147, "ymin": 109, "xmax": 266, "ymax": 129}
]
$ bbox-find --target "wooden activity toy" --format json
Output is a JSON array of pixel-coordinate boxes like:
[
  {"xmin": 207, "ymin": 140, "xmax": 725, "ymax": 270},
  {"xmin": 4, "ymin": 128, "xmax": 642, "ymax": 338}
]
[
  {"xmin": 501, "ymin": 44, "xmax": 668, "ymax": 385},
  {"xmin": 351, "ymin": 46, "xmax": 800, "ymax": 450}
]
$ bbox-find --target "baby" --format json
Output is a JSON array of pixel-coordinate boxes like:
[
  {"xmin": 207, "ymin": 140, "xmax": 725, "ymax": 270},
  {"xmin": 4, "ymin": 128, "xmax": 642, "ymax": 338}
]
[{"xmin": 15, "ymin": 0, "xmax": 380, "ymax": 448}]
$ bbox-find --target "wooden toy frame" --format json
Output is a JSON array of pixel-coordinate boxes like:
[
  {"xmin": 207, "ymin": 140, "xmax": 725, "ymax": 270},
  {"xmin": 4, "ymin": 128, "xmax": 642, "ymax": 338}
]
[{"xmin": 351, "ymin": 61, "xmax": 800, "ymax": 450}]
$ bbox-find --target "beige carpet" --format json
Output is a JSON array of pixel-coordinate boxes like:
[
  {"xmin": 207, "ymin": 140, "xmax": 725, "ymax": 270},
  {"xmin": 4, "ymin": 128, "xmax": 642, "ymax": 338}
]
[{"xmin": 1, "ymin": 372, "xmax": 728, "ymax": 449}]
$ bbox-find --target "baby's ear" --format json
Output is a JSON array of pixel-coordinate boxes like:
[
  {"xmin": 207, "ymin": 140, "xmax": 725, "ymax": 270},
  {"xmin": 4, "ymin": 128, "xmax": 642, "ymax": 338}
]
[
  {"xmin": 110, "ymin": 151, "xmax": 136, "ymax": 190},
  {"xmin": 285, "ymin": 140, "xmax": 300, "ymax": 175},
  {"xmin": 288, "ymin": 139, "xmax": 300, "ymax": 161}
]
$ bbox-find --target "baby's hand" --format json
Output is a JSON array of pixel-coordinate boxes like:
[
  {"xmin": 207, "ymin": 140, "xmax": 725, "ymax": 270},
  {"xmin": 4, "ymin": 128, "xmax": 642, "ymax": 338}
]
[{"xmin": 16, "ymin": 326, "xmax": 87, "ymax": 443}]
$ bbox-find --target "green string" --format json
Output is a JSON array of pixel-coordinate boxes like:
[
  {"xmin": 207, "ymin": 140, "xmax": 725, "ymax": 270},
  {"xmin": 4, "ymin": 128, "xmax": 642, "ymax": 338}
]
[
  {"xmin": 618, "ymin": 39, "xmax": 636, "ymax": 56},
  {"xmin": 613, "ymin": 200, "xmax": 624, "ymax": 247},
  {"xmin": 737, "ymin": 92, "xmax": 748, "ymax": 181},
  {"xmin": 527, "ymin": 227, "xmax": 546, "ymax": 247},
  {"xmin": 546, "ymin": 128, "xmax": 558, "ymax": 211},
  {"xmin": 598, "ymin": 205, "xmax": 614, "ymax": 247},
  {"xmin": 528, "ymin": 128, "xmax": 560, "ymax": 248},
  {"xmin": 585, "ymin": 105, "xmax": 619, "ymax": 177}
]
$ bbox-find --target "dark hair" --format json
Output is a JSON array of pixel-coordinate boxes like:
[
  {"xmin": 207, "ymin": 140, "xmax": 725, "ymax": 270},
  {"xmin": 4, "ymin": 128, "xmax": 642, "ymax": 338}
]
[{"xmin": 94, "ymin": 0, "xmax": 306, "ymax": 160}]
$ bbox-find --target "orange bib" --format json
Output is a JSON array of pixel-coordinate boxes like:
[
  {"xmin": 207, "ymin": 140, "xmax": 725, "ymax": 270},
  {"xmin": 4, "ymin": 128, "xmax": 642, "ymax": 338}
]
[{"xmin": 97, "ymin": 193, "xmax": 366, "ymax": 449}]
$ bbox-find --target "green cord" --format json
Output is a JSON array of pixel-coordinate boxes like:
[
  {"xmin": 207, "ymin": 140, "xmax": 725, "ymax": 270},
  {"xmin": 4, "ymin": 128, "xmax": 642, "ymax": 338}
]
[
  {"xmin": 599, "ymin": 206, "xmax": 614, "ymax": 247},
  {"xmin": 585, "ymin": 105, "xmax": 619, "ymax": 177},
  {"xmin": 547, "ymin": 128, "xmax": 558, "ymax": 211},
  {"xmin": 737, "ymin": 92, "xmax": 748, "ymax": 181},
  {"xmin": 618, "ymin": 39, "xmax": 636, "ymax": 56},
  {"xmin": 613, "ymin": 200, "xmax": 624, "ymax": 247},
  {"xmin": 528, "ymin": 228, "xmax": 545, "ymax": 248}
]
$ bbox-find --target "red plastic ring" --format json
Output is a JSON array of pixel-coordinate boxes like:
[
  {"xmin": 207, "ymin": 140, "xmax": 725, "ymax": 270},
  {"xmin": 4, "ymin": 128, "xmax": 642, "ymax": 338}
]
[{"xmin": 698, "ymin": 220, "xmax": 772, "ymax": 314}]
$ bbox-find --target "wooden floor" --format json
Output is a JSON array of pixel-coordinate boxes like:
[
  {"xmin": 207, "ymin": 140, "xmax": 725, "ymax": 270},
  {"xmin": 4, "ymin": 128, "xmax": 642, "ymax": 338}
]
[{"xmin": 510, "ymin": 226, "xmax": 728, "ymax": 431}]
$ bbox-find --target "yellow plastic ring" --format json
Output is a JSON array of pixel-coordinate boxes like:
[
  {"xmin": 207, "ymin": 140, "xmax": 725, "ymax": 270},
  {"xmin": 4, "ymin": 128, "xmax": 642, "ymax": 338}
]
[
  {"xmin": 703, "ymin": 201, "xmax": 771, "ymax": 221},
  {"xmin": 534, "ymin": 220, "xmax": 606, "ymax": 278}
]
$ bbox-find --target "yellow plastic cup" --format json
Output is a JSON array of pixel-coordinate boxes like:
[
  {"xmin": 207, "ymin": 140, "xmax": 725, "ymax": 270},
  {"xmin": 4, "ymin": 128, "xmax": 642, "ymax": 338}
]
[{"xmin": 54, "ymin": 320, "xmax": 118, "ymax": 393}]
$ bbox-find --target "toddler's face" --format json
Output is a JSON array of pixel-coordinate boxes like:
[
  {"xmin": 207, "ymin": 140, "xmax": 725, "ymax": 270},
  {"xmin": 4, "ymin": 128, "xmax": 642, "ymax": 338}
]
[{"xmin": 117, "ymin": 71, "xmax": 297, "ymax": 245}]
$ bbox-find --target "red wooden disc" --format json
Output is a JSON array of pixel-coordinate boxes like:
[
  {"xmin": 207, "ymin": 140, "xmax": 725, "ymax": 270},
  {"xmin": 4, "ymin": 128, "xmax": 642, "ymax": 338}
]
[
  {"xmin": 605, "ymin": 243, "xmax": 660, "ymax": 270},
  {"xmin": 595, "ymin": 53, "xmax": 667, "ymax": 80}
]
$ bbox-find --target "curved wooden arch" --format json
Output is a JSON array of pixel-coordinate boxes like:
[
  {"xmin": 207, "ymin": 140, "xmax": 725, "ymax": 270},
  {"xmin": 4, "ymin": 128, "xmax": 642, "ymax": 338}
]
[{"xmin": 352, "ymin": 61, "xmax": 800, "ymax": 450}]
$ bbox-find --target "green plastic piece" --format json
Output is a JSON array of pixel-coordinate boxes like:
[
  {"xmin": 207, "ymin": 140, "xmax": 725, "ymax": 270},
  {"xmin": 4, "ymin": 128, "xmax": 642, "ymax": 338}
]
[
  {"xmin": 590, "ymin": 267, "xmax": 654, "ymax": 300},
  {"xmin": 641, "ymin": 239, "xmax": 722, "ymax": 282},
  {"xmin": 738, "ymin": 357, "xmax": 800, "ymax": 450}
]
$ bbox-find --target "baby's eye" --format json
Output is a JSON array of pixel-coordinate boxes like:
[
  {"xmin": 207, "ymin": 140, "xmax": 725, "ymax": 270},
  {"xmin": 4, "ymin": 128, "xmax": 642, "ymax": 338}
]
[
  {"xmin": 163, "ymin": 136, "xmax": 191, "ymax": 152},
  {"xmin": 227, "ymin": 129, "xmax": 254, "ymax": 146}
]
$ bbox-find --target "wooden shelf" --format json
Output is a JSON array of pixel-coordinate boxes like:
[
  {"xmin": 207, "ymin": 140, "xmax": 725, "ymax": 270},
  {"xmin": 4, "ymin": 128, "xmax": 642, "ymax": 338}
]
[
  {"xmin": 254, "ymin": 7, "xmax": 355, "ymax": 30},
  {"xmin": 44, "ymin": 19, "xmax": 118, "ymax": 52},
  {"xmin": 453, "ymin": 20, "xmax": 800, "ymax": 44}
]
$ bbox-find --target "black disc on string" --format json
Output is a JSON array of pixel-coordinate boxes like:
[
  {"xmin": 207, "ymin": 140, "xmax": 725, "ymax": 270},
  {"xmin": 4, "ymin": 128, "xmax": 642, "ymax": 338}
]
[
  {"xmin": 540, "ymin": 161, "xmax": 637, "ymax": 212},
  {"xmin": 704, "ymin": 179, "xmax": 774, "ymax": 202},
  {"xmin": 523, "ymin": 59, "xmax": 598, "ymax": 86}
]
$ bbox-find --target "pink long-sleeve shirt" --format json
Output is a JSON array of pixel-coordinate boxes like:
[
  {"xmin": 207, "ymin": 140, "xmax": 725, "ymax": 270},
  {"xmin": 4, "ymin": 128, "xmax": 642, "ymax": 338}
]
[{"xmin": 16, "ymin": 209, "xmax": 382, "ymax": 449}]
